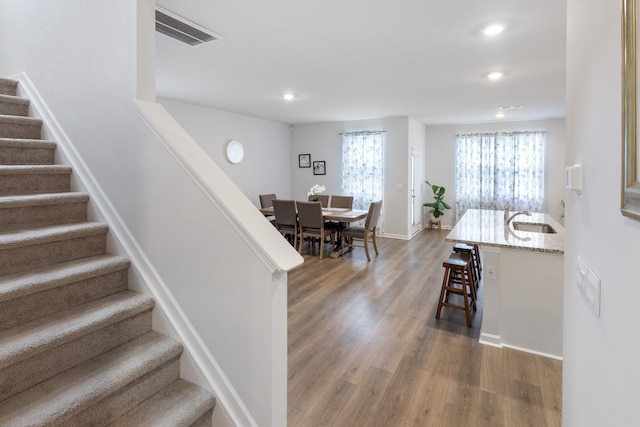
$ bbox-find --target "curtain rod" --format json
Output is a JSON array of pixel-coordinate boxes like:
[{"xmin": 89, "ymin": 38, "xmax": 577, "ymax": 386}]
[
  {"xmin": 456, "ymin": 130, "xmax": 547, "ymax": 137},
  {"xmin": 339, "ymin": 130, "xmax": 387, "ymax": 135}
]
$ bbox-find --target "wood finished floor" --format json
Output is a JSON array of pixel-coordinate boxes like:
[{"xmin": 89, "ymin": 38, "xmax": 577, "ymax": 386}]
[{"xmin": 287, "ymin": 230, "xmax": 562, "ymax": 427}]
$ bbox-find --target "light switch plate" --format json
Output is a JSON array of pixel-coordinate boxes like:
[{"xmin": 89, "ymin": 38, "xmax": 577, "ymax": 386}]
[{"xmin": 587, "ymin": 268, "xmax": 601, "ymax": 317}]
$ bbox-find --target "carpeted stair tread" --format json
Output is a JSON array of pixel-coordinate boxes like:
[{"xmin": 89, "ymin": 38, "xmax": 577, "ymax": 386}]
[
  {"xmin": 0, "ymin": 253, "xmax": 129, "ymax": 303},
  {"xmin": 0, "ymin": 221, "xmax": 107, "ymax": 247},
  {"xmin": 0, "ymin": 79, "xmax": 17, "ymax": 96},
  {"xmin": 0, "ymin": 331, "xmax": 182, "ymax": 425},
  {"xmin": 0, "ymin": 290, "xmax": 154, "ymax": 369},
  {"xmin": 0, "ymin": 137, "xmax": 56, "ymax": 149},
  {"xmin": 0, "ymin": 114, "xmax": 41, "ymax": 126},
  {"xmin": 0, "ymin": 164, "xmax": 71, "ymax": 175},
  {"xmin": 0, "ymin": 165, "xmax": 71, "ymax": 196},
  {"xmin": 0, "ymin": 192, "xmax": 90, "ymax": 232},
  {"xmin": 0, "ymin": 191, "xmax": 89, "ymax": 209},
  {"xmin": 0, "ymin": 138, "xmax": 57, "ymax": 165},
  {"xmin": 109, "ymin": 379, "xmax": 216, "ymax": 427},
  {"xmin": 0, "ymin": 114, "xmax": 42, "ymax": 139},
  {"xmin": 0, "ymin": 94, "xmax": 29, "ymax": 116}
]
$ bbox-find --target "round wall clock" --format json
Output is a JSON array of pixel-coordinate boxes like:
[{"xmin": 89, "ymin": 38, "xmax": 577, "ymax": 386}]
[{"xmin": 226, "ymin": 139, "xmax": 244, "ymax": 164}]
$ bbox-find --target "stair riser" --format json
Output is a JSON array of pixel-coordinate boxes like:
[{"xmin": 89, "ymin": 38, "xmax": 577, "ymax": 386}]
[
  {"xmin": 0, "ymin": 121, "xmax": 41, "ymax": 139},
  {"xmin": 0, "ymin": 101, "xmax": 29, "ymax": 117},
  {"xmin": 0, "ymin": 268, "xmax": 128, "ymax": 331},
  {"xmin": 0, "ymin": 201, "xmax": 88, "ymax": 232},
  {"xmin": 0, "ymin": 146, "xmax": 55, "ymax": 165},
  {"xmin": 66, "ymin": 357, "xmax": 181, "ymax": 426},
  {"xmin": 0, "ymin": 81, "xmax": 17, "ymax": 97},
  {"xmin": 0, "ymin": 173, "xmax": 70, "ymax": 196},
  {"xmin": 0, "ymin": 310, "xmax": 152, "ymax": 402},
  {"xmin": 0, "ymin": 233, "xmax": 106, "ymax": 276}
]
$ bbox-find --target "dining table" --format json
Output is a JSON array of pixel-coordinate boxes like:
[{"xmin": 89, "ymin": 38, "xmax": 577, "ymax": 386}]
[{"xmin": 259, "ymin": 206, "xmax": 368, "ymax": 258}]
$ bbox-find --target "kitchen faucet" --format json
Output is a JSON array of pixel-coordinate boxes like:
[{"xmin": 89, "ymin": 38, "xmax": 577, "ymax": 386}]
[
  {"xmin": 505, "ymin": 206, "xmax": 531, "ymax": 224},
  {"xmin": 504, "ymin": 205, "xmax": 514, "ymax": 222}
]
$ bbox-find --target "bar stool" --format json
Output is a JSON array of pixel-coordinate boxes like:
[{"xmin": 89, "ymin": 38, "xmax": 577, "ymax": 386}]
[
  {"xmin": 436, "ymin": 252, "xmax": 477, "ymax": 327},
  {"xmin": 453, "ymin": 242, "xmax": 482, "ymax": 288}
]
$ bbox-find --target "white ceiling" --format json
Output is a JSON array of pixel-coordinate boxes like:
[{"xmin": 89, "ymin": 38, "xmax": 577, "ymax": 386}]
[{"xmin": 155, "ymin": 0, "xmax": 566, "ymax": 126}]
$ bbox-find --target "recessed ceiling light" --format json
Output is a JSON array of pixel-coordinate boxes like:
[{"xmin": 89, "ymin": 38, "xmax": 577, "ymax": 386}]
[
  {"xmin": 283, "ymin": 93, "xmax": 296, "ymax": 101},
  {"xmin": 487, "ymin": 72, "xmax": 504, "ymax": 80},
  {"xmin": 483, "ymin": 24, "xmax": 505, "ymax": 36},
  {"xmin": 496, "ymin": 112, "xmax": 505, "ymax": 118}
]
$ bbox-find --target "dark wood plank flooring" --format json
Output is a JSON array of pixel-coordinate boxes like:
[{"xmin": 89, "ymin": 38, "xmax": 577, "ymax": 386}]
[{"xmin": 287, "ymin": 229, "xmax": 561, "ymax": 427}]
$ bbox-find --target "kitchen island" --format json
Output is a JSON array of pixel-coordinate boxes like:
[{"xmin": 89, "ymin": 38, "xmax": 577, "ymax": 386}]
[{"xmin": 446, "ymin": 209, "xmax": 564, "ymax": 359}]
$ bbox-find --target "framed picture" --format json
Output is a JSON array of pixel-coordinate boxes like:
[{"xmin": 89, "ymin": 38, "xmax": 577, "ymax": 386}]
[
  {"xmin": 622, "ymin": 0, "xmax": 640, "ymax": 220},
  {"xmin": 299, "ymin": 154, "xmax": 311, "ymax": 168},
  {"xmin": 313, "ymin": 161, "xmax": 326, "ymax": 175}
]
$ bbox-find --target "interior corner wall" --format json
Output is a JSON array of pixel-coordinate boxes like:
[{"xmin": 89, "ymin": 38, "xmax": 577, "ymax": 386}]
[
  {"xmin": 290, "ymin": 117, "xmax": 410, "ymax": 238},
  {"xmin": 158, "ymin": 97, "xmax": 292, "ymax": 206},
  {"xmin": 424, "ymin": 118, "xmax": 566, "ymax": 228},
  {"xmin": 564, "ymin": 1, "xmax": 640, "ymax": 426}
]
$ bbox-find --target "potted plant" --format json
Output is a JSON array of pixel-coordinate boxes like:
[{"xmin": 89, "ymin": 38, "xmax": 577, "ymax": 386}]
[{"xmin": 423, "ymin": 181, "xmax": 451, "ymax": 220}]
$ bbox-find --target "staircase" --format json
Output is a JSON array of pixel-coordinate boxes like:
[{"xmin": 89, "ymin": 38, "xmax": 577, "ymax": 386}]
[{"xmin": 0, "ymin": 78, "xmax": 216, "ymax": 426}]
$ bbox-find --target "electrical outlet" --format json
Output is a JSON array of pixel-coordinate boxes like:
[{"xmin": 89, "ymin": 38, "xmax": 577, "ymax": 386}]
[{"xmin": 486, "ymin": 265, "xmax": 497, "ymax": 279}]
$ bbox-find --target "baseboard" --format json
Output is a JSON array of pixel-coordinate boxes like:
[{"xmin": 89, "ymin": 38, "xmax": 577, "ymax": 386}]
[
  {"xmin": 479, "ymin": 332, "xmax": 563, "ymax": 361},
  {"xmin": 501, "ymin": 343, "xmax": 563, "ymax": 361},
  {"xmin": 13, "ymin": 72, "xmax": 257, "ymax": 427},
  {"xmin": 382, "ymin": 233, "xmax": 412, "ymax": 240},
  {"xmin": 479, "ymin": 332, "xmax": 502, "ymax": 348}
]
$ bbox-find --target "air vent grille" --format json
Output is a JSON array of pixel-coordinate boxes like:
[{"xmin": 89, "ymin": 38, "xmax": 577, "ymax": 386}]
[{"xmin": 155, "ymin": 7, "xmax": 221, "ymax": 46}]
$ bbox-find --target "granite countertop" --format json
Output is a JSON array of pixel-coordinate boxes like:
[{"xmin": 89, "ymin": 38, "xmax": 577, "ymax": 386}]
[{"xmin": 445, "ymin": 209, "xmax": 564, "ymax": 254}]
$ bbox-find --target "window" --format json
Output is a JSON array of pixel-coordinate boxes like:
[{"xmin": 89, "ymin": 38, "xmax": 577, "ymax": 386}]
[
  {"xmin": 341, "ymin": 131, "xmax": 384, "ymax": 230},
  {"xmin": 455, "ymin": 131, "xmax": 546, "ymax": 220}
]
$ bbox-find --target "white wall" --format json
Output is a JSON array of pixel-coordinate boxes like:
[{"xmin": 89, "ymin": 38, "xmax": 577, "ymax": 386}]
[
  {"xmin": 425, "ymin": 118, "xmax": 566, "ymax": 227},
  {"xmin": 564, "ymin": 1, "xmax": 640, "ymax": 426},
  {"xmin": 159, "ymin": 98, "xmax": 292, "ymax": 206},
  {"xmin": 290, "ymin": 117, "xmax": 413, "ymax": 238}
]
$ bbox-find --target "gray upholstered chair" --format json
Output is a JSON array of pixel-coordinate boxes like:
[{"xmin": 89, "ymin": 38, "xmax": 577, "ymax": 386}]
[
  {"xmin": 259, "ymin": 193, "xmax": 277, "ymax": 225},
  {"xmin": 272, "ymin": 199, "xmax": 298, "ymax": 247},
  {"xmin": 329, "ymin": 195, "xmax": 354, "ymax": 230},
  {"xmin": 259, "ymin": 193, "xmax": 277, "ymax": 208},
  {"xmin": 297, "ymin": 201, "xmax": 337, "ymax": 260},
  {"xmin": 308, "ymin": 194, "xmax": 330, "ymax": 207},
  {"xmin": 330, "ymin": 195, "xmax": 353, "ymax": 209},
  {"xmin": 341, "ymin": 200, "xmax": 382, "ymax": 261}
]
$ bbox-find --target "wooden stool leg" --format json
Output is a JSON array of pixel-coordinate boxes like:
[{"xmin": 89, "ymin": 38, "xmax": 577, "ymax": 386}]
[
  {"xmin": 460, "ymin": 269, "xmax": 472, "ymax": 327},
  {"xmin": 436, "ymin": 267, "xmax": 450, "ymax": 319}
]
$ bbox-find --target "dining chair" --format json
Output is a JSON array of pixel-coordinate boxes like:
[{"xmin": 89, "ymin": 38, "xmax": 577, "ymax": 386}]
[
  {"xmin": 308, "ymin": 194, "xmax": 330, "ymax": 207},
  {"xmin": 297, "ymin": 201, "xmax": 337, "ymax": 260},
  {"xmin": 259, "ymin": 193, "xmax": 277, "ymax": 225},
  {"xmin": 330, "ymin": 195, "xmax": 353, "ymax": 209},
  {"xmin": 341, "ymin": 200, "xmax": 382, "ymax": 261},
  {"xmin": 329, "ymin": 195, "xmax": 354, "ymax": 231},
  {"xmin": 259, "ymin": 193, "xmax": 277, "ymax": 208},
  {"xmin": 272, "ymin": 199, "xmax": 298, "ymax": 247}
]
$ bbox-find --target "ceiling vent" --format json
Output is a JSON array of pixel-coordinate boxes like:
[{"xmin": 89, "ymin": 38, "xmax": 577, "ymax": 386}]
[{"xmin": 155, "ymin": 6, "xmax": 222, "ymax": 46}]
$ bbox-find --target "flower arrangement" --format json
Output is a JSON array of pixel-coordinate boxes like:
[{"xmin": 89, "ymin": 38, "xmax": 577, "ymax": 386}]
[{"xmin": 307, "ymin": 184, "xmax": 326, "ymax": 201}]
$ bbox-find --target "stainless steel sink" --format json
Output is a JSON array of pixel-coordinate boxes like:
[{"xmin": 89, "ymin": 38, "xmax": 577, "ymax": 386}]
[{"xmin": 512, "ymin": 222, "xmax": 557, "ymax": 234}]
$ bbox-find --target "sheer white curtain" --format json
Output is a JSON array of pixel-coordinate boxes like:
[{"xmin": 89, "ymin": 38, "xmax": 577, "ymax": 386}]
[
  {"xmin": 341, "ymin": 131, "xmax": 384, "ymax": 231},
  {"xmin": 455, "ymin": 131, "xmax": 545, "ymax": 220}
]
